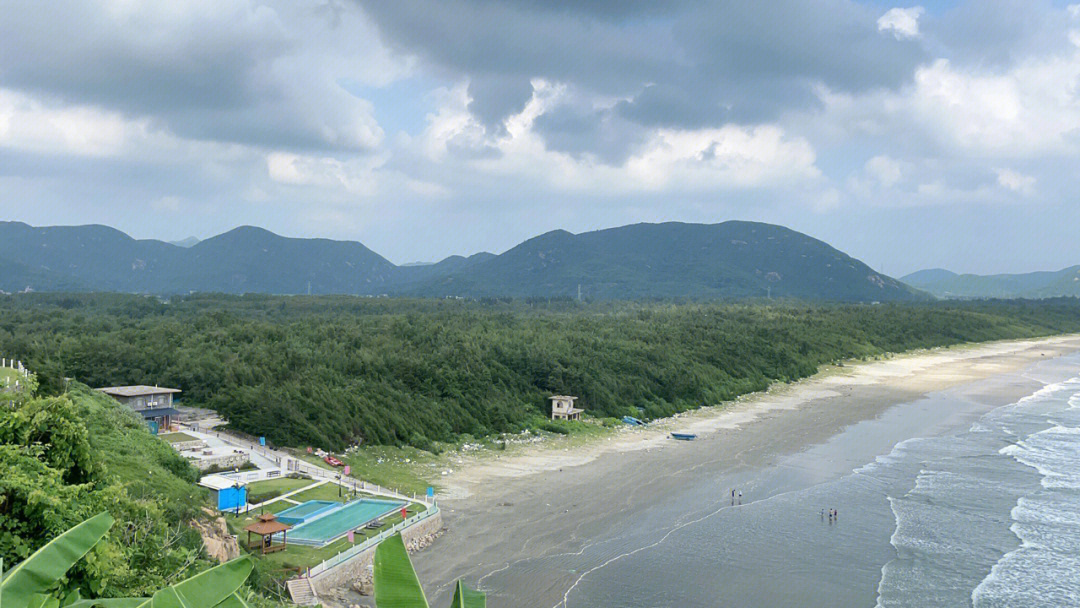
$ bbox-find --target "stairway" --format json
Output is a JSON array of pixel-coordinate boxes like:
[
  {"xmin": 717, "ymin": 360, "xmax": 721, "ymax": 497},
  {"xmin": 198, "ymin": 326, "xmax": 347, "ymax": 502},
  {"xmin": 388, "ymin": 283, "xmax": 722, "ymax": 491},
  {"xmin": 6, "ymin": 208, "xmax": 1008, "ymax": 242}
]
[{"xmin": 286, "ymin": 577, "xmax": 319, "ymax": 606}]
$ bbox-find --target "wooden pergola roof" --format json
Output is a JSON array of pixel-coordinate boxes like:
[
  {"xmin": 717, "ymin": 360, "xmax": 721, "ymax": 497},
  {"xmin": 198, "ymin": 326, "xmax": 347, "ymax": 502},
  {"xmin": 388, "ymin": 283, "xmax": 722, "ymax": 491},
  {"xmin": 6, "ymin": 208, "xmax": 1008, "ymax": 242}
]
[
  {"xmin": 245, "ymin": 513, "xmax": 291, "ymax": 536},
  {"xmin": 244, "ymin": 514, "xmax": 292, "ymax": 554}
]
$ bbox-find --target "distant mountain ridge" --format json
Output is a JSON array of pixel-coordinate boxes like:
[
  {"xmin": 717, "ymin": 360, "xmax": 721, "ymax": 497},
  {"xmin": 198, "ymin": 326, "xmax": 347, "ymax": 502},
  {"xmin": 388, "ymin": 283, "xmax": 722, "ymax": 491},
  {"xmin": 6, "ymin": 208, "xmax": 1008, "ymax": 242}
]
[
  {"xmin": 0, "ymin": 220, "xmax": 924, "ymax": 301},
  {"xmin": 902, "ymin": 266, "xmax": 1080, "ymax": 299}
]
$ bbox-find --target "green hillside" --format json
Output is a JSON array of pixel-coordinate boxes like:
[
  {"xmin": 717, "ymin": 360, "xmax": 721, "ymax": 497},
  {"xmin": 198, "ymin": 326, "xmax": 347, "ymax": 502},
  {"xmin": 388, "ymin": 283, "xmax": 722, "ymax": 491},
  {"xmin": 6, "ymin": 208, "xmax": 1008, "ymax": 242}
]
[
  {"xmin": 4, "ymin": 293, "xmax": 1079, "ymax": 451},
  {"xmin": 1, "ymin": 220, "xmax": 924, "ymax": 301},
  {"xmin": 0, "ymin": 381, "xmax": 211, "ymax": 599},
  {"xmin": 410, "ymin": 221, "xmax": 926, "ymax": 301},
  {"xmin": 903, "ymin": 266, "xmax": 1080, "ymax": 299}
]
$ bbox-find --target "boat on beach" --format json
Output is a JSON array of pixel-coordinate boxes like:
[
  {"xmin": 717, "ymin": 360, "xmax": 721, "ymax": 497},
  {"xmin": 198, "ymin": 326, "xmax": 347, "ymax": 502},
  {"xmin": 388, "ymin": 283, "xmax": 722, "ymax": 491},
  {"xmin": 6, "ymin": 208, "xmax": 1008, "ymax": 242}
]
[{"xmin": 670, "ymin": 432, "xmax": 697, "ymax": 441}]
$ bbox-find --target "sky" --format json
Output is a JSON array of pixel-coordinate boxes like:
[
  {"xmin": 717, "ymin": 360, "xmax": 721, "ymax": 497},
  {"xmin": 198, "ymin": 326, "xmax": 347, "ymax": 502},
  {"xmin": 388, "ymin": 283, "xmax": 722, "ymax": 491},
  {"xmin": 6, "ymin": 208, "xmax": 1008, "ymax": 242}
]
[{"xmin": 2, "ymin": 0, "xmax": 1080, "ymax": 275}]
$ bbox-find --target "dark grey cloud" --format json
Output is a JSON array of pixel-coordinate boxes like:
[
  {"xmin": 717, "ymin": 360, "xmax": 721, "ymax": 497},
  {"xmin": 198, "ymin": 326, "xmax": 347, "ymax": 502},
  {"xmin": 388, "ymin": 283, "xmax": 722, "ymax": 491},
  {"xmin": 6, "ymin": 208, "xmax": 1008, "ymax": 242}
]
[
  {"xmin": 532, "ymin": 102, "xmax": 648, "ymax": 164},
  {"xmin": 358, "ymin": 0, "xmax": 927, "ymax": 159},
  {"xmin": 0, "ymin": 0, "xmax": 388, "ymax": 152}
]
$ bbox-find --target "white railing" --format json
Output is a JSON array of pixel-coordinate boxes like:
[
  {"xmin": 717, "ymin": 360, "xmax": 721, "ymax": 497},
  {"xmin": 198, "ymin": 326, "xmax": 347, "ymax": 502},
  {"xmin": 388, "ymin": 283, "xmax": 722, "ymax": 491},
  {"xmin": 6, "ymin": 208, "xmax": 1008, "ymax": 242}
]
[
  {"xmin": 219, "ymin": 468, "xmax": 282, "ymax": 484},
  {"xmin": 307, "ymin": 504, "xmax": 440, "ymax": 578}
]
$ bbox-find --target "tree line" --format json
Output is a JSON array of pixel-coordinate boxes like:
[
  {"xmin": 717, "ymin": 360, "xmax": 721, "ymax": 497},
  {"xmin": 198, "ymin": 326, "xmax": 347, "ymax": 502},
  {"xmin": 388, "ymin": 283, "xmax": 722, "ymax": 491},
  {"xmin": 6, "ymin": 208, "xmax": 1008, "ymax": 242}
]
[{"xmin": 2, "ymin": 293, "xmax": 1079, "ymax": 451}]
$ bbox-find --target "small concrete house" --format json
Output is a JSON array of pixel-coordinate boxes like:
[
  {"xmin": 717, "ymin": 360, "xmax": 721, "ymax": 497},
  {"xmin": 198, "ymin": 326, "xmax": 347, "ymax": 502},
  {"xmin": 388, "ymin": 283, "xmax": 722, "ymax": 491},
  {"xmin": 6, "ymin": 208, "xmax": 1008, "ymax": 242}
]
[
  {"xmin": 96, "ymin": 385, "xmax": 181, "ymax": 434},
  {"xmin": 550, "ymin": 395, "xmax": 583, "ymax": 420},
  {"xmin": 199, "ymin": 474, "xmax": 248, "ymax": 512}
]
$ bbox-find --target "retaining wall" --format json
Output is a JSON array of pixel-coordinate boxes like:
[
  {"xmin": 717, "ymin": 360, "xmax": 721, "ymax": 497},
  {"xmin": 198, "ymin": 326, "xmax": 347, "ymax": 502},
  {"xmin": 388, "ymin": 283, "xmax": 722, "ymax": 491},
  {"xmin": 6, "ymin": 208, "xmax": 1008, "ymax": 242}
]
[{"xmin": 310, "ymin": 510, "xmax": 444, "ymax": 596}]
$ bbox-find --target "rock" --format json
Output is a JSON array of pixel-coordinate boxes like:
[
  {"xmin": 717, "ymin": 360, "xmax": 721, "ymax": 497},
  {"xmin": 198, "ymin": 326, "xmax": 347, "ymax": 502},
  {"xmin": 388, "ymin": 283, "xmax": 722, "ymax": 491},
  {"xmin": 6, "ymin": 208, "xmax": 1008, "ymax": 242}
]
[{"xmin": 190, "ymin": 514, "xmax": 240, "ymax": 563}]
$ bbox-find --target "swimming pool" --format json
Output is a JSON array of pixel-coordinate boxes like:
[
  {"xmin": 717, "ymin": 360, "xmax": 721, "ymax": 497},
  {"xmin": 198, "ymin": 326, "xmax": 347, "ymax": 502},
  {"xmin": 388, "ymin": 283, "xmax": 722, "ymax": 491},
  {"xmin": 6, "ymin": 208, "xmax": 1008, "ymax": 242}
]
[
  {"xmin": 276, "ymin": 500, "xmax": 341, "ymax": 525},
  {"xmin": 288, "ymin": 498, "xmax": 406, "ymax": 545}
]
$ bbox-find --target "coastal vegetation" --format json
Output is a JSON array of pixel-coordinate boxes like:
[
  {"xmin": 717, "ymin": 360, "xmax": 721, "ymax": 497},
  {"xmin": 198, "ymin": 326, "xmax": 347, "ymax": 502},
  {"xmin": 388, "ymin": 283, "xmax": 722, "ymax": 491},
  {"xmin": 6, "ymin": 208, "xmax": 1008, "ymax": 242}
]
[
  {"xmin": 3, "ymin": 293, "xmax": 1080, "ymax": 453},
  {"xmin": 0, "ymin": 511, "xmax": 256, "ymax": 608}
]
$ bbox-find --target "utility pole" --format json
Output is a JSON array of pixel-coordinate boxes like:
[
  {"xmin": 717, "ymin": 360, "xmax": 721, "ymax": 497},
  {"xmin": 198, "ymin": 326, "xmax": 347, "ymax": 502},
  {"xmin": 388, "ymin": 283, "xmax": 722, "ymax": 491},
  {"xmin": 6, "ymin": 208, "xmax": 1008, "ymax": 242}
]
[
  {"xmin": 577, "ymin": 283, "xmax": 582, "ymax": 302},
  {"xmin": 307, "ymin": 281, "xmax": 311, "ymax": 295}
]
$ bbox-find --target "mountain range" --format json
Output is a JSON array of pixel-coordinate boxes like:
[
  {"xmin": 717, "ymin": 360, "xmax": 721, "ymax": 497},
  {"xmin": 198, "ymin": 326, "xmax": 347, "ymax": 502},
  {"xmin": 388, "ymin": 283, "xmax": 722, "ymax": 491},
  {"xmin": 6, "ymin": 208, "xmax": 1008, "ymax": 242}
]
[
  {"xmin": 902, "ymin": 267, "xmax": 1080, "ymax": 299},
  {"xmin": 0, "ymin": 220, "xmax": 924, "ymax": 301}
]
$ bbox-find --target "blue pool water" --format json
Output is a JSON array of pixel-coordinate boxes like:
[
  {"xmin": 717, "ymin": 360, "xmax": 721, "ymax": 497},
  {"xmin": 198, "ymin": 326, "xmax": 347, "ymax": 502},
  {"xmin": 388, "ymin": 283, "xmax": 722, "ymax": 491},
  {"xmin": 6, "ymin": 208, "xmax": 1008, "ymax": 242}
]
[{"xmin": 288, "ymin": 498, "xmax": 406, "ymax": 545}]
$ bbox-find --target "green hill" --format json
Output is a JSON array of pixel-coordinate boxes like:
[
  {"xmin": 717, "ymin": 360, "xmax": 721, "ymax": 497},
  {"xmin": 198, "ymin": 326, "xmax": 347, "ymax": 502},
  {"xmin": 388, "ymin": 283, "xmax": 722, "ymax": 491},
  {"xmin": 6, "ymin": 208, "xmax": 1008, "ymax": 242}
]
[
  {"xmin": 2, "ymin": 220, "xmax": 923, "ymax": 301},
  {"xmin": 409, "ymin": 221, "xmax": 926, "ymax": 301},
  {"xmin": 903, "ymin": 266, "xmax": 1080, "ymax": 299}
]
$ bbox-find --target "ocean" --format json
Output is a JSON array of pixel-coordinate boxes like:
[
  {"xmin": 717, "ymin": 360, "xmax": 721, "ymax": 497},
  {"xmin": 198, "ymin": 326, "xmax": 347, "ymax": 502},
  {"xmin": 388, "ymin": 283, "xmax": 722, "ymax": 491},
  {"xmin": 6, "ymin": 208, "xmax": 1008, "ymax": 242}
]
[{"xmin": 474, "ymin": 353, "xmax": 1080, "ymax": 607}]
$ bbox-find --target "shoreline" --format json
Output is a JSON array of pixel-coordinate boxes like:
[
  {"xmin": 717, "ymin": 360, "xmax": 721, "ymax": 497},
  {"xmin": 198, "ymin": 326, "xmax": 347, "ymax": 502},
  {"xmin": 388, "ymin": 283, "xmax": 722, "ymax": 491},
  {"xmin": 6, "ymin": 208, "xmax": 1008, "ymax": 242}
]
[
  {"xmin": 434, "ymin": 334, "xmax": 1080, "ymax": 501},
  {"xmin": 403, "ymin": 333, "xmax": 1080, "ymax": 608}
]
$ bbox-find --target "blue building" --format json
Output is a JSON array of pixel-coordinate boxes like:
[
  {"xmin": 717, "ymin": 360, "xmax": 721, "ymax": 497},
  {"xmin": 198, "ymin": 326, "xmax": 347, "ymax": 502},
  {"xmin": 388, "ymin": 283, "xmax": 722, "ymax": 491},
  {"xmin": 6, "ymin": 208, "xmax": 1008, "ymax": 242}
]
[{"xmin": 199, "ymin": 474, "xmax": 248, "ymax": 512}]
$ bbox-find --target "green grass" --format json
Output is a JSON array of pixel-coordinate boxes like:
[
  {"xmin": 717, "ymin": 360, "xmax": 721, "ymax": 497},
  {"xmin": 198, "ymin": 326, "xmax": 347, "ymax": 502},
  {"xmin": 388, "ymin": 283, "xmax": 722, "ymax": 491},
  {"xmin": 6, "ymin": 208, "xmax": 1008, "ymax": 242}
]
[
  {"xmin": 158, "ymin": 431, "xmax": 198, "ymax": 443},
  {"xmin": 289, "ymin": 482, "xmax": 353, "ymax": 503},
  {"xmin": 245, "ymin": 477, "xmax": 317, "ymax": 504},
  {"xmin": 338, "ymin": 445, "xmax": 445, "ymax": 496},
  {"xmin": 70, "ymin": 386, "xmax": 208, "ymax": 518}
]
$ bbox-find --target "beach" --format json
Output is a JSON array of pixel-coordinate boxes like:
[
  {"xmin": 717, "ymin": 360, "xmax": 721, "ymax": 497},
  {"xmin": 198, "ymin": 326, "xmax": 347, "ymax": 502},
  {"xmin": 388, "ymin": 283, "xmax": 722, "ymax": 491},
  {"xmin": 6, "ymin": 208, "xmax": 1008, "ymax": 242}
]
[{"xmin": 407, "ymin": 335, "xmax": 1080, "ymax": 607}]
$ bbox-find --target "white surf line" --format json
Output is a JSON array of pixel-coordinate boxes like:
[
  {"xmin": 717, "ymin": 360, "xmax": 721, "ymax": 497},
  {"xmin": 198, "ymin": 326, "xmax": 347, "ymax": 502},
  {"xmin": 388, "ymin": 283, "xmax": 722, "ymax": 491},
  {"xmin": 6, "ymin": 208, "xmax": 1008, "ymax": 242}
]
[{"xmin": 549, "ymin": 478, "xmax": 846, "ymax": 608}]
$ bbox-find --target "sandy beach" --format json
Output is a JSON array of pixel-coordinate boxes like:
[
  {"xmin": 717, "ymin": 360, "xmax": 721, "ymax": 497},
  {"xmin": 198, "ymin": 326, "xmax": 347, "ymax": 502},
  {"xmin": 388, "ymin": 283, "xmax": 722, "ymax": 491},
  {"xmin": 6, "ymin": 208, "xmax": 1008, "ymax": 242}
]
[{"xmin": 403, "ymin": 335, "xmax": 1080, "ymax": 607}]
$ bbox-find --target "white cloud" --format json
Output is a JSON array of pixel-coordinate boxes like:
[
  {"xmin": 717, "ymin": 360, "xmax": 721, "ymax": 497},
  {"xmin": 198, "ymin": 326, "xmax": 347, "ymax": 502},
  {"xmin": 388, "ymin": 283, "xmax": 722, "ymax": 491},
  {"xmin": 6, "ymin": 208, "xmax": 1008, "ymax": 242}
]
[
  {"xmin": 266, "ymin": 151, "xmax": 383, "ymax": 197},
  {"xmin": 0, "ymin": 88, "xmax": 150, "ymax": 157},
  {"xmin": 419, "ymin": 79, "xmax": 820, "ymax": 194},
  {"xmin": 811, "ymin": 47, "xmax": 1080, "ymax": 160},
  {"xmin": 877, "ymin": 7, "xmax": 925, "ymax": 40},
  {"xmin": 995, "ymin": 168, "xmax": 1036, "ymax": 195},
  {"xmin": 865, "ymin": 155, "xmax": 903, "ymax": 187},
  {"xmin": 624, "ymin": 125, "xmax": 819, "ymax": 190}
]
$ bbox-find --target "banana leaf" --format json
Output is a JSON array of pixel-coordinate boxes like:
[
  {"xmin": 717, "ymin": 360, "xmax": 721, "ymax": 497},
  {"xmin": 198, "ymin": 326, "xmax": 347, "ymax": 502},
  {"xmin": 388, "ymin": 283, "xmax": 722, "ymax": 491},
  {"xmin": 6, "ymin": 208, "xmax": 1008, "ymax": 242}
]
[
  {"xmin": 374, "ymin": 534, "xmax": 429, "ymax": 608},
  {"xmin": 149, "ymin": 557, "xmax": 252, "ymax": 608},
  {"xmin": 63, "ymin": 600, "xmax": 152, "ymax": 608},
  {"xmin": 210, "ymin": 592, "xmax": 251, "ymax": 608},
  {"xmin": 0, "ymin": 512, "xmax": 114, "ymax": 608},
  {"xmin": 449, "ymin": 581, "xmax": 485, "ymax": 608}
]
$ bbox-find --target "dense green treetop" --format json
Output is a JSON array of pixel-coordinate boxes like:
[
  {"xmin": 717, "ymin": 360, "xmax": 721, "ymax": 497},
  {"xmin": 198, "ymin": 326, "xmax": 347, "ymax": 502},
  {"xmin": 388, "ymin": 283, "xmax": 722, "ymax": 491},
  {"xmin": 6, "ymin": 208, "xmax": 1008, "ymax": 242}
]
[{"xmin": 2, "ymin": 293, "xmax": 1079, "ymax": 452}]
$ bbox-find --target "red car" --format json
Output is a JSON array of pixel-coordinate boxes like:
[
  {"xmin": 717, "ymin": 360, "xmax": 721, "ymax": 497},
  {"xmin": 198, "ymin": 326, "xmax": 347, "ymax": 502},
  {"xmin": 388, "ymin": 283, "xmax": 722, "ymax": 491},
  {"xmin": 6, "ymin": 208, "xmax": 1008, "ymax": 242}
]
[{"xmin": 324, "ymin": 455, "xmax": 344, "ymax": 467}]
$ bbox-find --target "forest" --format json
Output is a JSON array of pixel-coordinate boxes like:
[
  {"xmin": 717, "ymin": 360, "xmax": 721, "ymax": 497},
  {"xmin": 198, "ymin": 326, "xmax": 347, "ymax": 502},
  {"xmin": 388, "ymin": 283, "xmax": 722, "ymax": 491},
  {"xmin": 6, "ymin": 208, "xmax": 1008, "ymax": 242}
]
[{"xmin": 3, "ymin": 293, "xmax": 1080, "ymax": 451}]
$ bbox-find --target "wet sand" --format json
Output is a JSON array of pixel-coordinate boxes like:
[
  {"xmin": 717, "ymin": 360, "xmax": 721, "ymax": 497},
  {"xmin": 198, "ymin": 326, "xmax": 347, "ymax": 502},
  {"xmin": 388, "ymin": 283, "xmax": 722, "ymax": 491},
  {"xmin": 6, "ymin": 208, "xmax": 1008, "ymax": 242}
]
[{"xmin": 408, "ymin": 335, "xmax": 1080, "ymax": 607}]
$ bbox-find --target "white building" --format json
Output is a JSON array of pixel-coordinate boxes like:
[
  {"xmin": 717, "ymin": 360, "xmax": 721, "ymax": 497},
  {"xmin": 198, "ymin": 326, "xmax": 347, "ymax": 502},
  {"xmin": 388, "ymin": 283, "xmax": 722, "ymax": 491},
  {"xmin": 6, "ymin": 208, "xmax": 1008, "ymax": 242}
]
[{"xmin": 550, "ymin": 395, "xmax": 583, "ymax": 420}]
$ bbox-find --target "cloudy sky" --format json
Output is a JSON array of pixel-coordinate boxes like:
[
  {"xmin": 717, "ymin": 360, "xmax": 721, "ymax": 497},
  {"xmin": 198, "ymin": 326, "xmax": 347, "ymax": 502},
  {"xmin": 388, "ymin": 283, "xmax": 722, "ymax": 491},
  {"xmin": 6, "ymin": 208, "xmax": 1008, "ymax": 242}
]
[{"xmin": 2, "ymin": 0, "xmax": 1080, "ymax": 274}]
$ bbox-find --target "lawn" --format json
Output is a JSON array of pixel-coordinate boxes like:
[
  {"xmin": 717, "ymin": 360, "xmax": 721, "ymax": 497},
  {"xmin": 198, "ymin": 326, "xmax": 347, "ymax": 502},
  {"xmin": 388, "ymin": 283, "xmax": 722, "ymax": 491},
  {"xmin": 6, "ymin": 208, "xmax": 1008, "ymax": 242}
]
[
  {"xmin": 288, "ymin": 481, "xmax": 355, "ymax": 503},
  {"xmin": 338, "ymin": 445, "xmax": 443, "ymax": 496},
  {"xmin": 158, "ymin": 432, "xmax": 199, "ymax": 444},
  {"xmin": 245, "ymin": 477, "xmax": 317, "ymax": 504}
]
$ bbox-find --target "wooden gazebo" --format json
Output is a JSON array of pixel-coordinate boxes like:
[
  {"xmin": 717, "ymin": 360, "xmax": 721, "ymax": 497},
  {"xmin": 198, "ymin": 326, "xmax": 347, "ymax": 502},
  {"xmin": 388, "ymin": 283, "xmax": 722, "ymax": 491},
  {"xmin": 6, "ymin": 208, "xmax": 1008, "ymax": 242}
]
[{"xmin": 244, "ymin": 513, "xmax": 291, "ymax": 554}]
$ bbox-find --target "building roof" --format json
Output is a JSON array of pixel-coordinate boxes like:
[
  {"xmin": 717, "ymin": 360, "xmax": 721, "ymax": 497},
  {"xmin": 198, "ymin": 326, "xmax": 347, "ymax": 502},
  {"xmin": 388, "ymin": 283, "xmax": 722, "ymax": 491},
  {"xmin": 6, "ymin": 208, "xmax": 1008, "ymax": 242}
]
[
  {"xmin": 96, "ymin": 385, "xmax": 181, "ymax": 397},
  {"xmin": 549, "ymin": 395, "xmax": 577, "ymax": 401},
  {"xmin": 244, "ymin": 514, "xmax": 292, "ymax": 535},
  {"xmin": 198, "ymin": 474, "xmax": 247, "ymax": 490},
  {"xmin": 136, "ymin": 407, "xmax": 181, "ymax": 419}
]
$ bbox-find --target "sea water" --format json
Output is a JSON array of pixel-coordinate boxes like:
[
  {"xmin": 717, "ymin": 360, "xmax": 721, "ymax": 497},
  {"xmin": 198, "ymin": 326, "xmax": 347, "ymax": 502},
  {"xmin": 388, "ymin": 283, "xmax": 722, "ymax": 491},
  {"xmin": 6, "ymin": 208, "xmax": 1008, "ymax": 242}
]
[{"xmin": 535, "ymin": 354, "xmax": 1080, "ymax": 607}]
